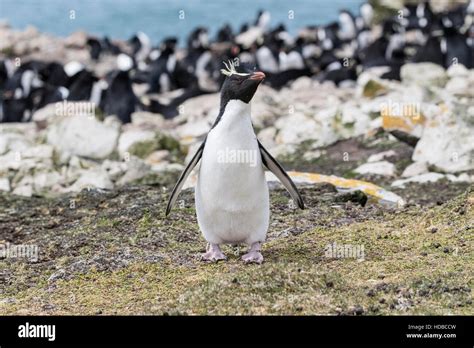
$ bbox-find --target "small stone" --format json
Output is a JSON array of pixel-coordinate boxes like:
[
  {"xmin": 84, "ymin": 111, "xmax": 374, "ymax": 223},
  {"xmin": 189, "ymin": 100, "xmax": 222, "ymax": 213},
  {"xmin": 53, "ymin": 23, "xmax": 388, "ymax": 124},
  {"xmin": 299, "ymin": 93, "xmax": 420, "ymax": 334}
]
[
  {"xmin": 367, "ymin": 150, "xmax": 397, "ymax": 163},
  {"xmin": 401, "ymin": 63, "xmax": 448, "ymax": 88},
  {"xmin": 402, "ymin": 162, "xmax": 428, "ymax": 178},
  {"xmin": 47, "ymin": 114, "xmax": 120, "ymax": 160},
  {"xmin": 354, "ymin": 161, "xmax": 396, "ymax": 177},
  {"xmin": 0, "ymin": 178, "xmax": 10, "ymax": 192},
  {"xmin": 12, "ymin": 185, "xmax": 33, "ymax": 197}
]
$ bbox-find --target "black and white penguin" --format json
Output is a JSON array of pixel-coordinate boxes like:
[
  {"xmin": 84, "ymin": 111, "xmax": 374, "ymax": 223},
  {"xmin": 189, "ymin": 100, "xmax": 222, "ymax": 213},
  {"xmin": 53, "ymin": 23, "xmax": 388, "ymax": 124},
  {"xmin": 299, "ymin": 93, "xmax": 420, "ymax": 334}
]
[
  {"xmin": 0, "ymin": 59, "xmax": 14, "ymax": 92},
  {"xmin": 166, "ymin": 61, "xmax": 304, "ymax": 263},
  {"xmin": 102, "ymin": 64, "xmax": 138, "ymax": 123},
  {"xmin": 66, "ymin": 68, "xmax": 97, "ymax": 101},
  {"xmin": 1, "ymin": 65, "xmax": 43, "ymax": 122},
  {"xmin": 86, "ymin": 36, "xmax": 122, "ymax": 61},
  {"xmin": 356, "ymin": 3, "xmax": 374, "ymax": 50},
  {"xmin": 148, "ymin": 37, "xmax": 179, "ymax": 93},
  {"xmin": 338, "ymin": 9, "xmax": 357, "ymax": 42},
  {"xmin": 441, "ymin": 13, "xmax": 472, "ymax": 68},
  {"xmin": 86, "ymin": 37, "xmax": 102, "ymax": 60},
  {"xmin": 38, "ymin": 62, "xmax": 69, "ymax": 87},
  {"xmin": 412, "ymin": 33, "xmax": 445, "ymax": 66},
  {"xmin": 129, "ymin": 32, "xmax": 152, "ymax": 67},
  {"xmin": 215, "ymin": 23, "xmax": 234, "ymax": 43}
]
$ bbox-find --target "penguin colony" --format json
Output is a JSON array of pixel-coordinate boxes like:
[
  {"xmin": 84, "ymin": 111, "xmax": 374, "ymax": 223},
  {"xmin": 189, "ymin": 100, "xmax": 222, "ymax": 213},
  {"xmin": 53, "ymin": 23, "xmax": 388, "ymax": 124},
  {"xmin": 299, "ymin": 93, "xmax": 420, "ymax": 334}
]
[{"xmin": 1, "ymin": 1, "xmax": 473, "ymax": 124}]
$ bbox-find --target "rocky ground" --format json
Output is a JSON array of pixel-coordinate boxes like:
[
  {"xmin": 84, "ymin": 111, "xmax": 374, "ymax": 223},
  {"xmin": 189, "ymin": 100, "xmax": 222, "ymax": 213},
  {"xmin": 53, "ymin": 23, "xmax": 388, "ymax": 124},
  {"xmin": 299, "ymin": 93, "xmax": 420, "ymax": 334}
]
[{"xmin": 0, "ymin": 183, "xmax": 472, "ymax": 315}]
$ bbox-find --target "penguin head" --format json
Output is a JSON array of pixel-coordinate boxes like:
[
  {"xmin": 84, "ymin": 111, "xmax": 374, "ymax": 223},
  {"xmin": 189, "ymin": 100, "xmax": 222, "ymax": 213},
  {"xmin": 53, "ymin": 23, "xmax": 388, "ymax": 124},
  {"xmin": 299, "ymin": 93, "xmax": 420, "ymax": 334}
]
[{"xmin": 219, "ymin": 61, "xmax": 265, "ymax": 104}]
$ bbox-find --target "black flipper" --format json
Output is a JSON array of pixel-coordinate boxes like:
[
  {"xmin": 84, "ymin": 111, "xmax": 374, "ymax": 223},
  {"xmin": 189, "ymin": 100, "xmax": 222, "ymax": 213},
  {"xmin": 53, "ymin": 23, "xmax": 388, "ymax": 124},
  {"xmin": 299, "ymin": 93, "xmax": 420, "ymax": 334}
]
[
  {"xmin": 165, "ymin": 139, "xmax": 206, "ymax": 216},
  {"xmin": 258, "ymin": 140, "xmax": 305, "ymax": 209}
]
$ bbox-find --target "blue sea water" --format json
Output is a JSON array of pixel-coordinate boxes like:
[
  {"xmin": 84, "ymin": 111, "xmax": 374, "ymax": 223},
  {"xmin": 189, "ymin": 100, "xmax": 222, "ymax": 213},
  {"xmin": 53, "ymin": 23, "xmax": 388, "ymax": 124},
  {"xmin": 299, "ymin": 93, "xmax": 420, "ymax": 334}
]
[{"xmin": 0, "ymin": 0, "xmax": 364, "ymax": 45}]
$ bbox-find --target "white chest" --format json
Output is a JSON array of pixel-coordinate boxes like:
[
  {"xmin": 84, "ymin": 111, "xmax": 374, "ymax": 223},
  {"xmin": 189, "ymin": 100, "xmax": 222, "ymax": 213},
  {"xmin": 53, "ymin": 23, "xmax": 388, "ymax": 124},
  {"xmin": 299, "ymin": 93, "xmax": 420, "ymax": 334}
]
[
  {"xmin": 195, "ymin": 100, "xmax": 269, "ymax": 244},
  {"xmin": 199, "ymin": 100, "xmax": 265, "ymax": 198}
]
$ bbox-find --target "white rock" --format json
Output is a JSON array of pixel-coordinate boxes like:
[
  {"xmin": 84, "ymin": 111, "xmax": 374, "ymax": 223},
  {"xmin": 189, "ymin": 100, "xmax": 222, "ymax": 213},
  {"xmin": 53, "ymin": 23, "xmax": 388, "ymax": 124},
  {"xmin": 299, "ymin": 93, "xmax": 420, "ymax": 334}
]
[
  {"xmin": 447, "ymin": 64, "xmax": 469, "ymax": 78},
  {"xmin": 391, "ymin": 172, "xmax": 446, "ymax": 188},
  {"xmin": 0, "ymin": 151, "xmax": 23, "ymax": 171},
  {"xmin": 257, "ymin": 127, "xmax": 277, "ymax": 149},
  {"xmin": 32, "ymin": 171, "xmax": 63, "ymax": 191},
  {"xmin": 445, "ymin": 77, "xmax": 469, "ymax": 95},
  {"xmin": 355, "ymin": 161, "xmax": 396, "ymax": 177},
  {"xmin": 103, "ymin": 115, "xmax": 123, "ymax": 128},
  {"xmin": 12, "ymin": 185, "xmax": 33, "ymax": 197},
  {"xmin": 64, "ymin": 156, "xmax": 96, "ymax": 183},
  {"xmin": 131, "ymin": 111, "xmax": 166, "ymax": 128},
  {"xmin": 402, "ymin": 162, "xmax": 428, "ymax": 177},
  {"xmin": 145, "ymin": 150, "xmax": 170, "ymax": 165},
  {"xmin": 0, "ymin": 132, "xmax": 32, "ymax": 154},
  {"xmin": 175, "ymin": 118, "xmax": 211, "ymax": 139},
  {"xmin": 116, "ymin": 158, "xmax": 150, "ymax": 185},
  {"xmin": 118, "ymin": 129, "xmax": 156, "ymax": 157},
  {"xmin": 32, "ymin": 103, "xmax": 58, "ymax": 128},
  {"xmin": 337, "ymin": 104, "xmax": 371, "ymax": 138},
  {"xmin": 101, "ymin": 160, "xmax": 126, "ymax": 181},
  {"xmin": 303, "ymin": 149, "xmax": 323, "ymax": 161},
  {"xmin": 21, "ymin": 144, "xmax": 54, "ymax": 160},
  {"xmin": 150, "ymin": 162, "xmax": 184, "ymax": 173},
  {"xmin": 0, "ymin": 177, "xmax": 10, "ymax": 192},
  {"xmin": 47, "ymin": 115, "xmax": 120, "ymax": 160},
  {"xmin": 64, "ymin": 30, "xmax": 88, "ymax": 47},
  {"xmin": 368, "ymin": 150, "xmax": 397, "ymax": 163},
  {"xmin": 446, "ymin": 173, "xmax": 472, "ymax": 183},
  {"xmin": 413, "ymin": 117, "xmax": 474, "ymax": 172},
  {"xmin": 176, "ymin": 93, "xmax": 219, "ymax": 123},
  {"xmin": 357, "ymin": 67, "xmax": 391, "ymax": 88},
  {"xmin": 400, "ymin": 63, "xmax": 447, "ymax": 88},
  {"xmin": 267, "ymin": 143, "xmax": 297, "ymax": 160},
  {"xmin": 0, "ymin": 136, "xmax": 7, "ymax": 155},
  {"xmin": 275, "ymin": 111, "xmax": 337, "ymax": 147},
  {"xmin": 290, "ymin": 76, "xmax": 313, "ymax": 91},
  {"xmin": 68, "ymin": 168, "xmax": 114, "ymax": 192}
]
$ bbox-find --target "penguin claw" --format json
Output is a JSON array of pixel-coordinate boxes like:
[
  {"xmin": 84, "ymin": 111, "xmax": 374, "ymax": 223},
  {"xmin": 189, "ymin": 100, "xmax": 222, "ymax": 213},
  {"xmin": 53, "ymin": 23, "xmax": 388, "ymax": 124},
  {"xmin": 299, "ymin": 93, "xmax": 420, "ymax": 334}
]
[{"xmin": 241, "ymin": 251, "xmax": 264, "ymax": 264}]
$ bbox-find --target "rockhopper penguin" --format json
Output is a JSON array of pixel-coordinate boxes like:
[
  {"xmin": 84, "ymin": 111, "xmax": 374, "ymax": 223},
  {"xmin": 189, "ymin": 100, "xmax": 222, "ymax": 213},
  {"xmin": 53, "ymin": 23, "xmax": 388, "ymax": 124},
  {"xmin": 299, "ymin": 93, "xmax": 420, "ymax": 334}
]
[{"xmin": 166, "ymin": 61, "xmax": 304, "ymax": 264}]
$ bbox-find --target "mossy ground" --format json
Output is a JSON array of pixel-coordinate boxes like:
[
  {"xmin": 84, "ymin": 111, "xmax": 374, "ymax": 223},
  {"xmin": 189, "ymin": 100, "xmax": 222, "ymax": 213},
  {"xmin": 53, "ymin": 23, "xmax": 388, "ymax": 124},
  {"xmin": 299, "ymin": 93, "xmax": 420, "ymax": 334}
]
[{"xmin": 0, "ymin": 180, "xmax": 472, "ymax": 315}]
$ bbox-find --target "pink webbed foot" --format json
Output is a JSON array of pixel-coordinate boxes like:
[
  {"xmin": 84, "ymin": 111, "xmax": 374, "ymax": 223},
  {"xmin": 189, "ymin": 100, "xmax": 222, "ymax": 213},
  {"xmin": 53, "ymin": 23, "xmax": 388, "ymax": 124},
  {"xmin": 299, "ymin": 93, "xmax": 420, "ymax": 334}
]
[
  {"xmin": 242, "ymin": 242, "xmax": 264, "ymax": 264},
  {"xmin": 201, "ymin": 243, "xmax": 227, "ymax": 262}
]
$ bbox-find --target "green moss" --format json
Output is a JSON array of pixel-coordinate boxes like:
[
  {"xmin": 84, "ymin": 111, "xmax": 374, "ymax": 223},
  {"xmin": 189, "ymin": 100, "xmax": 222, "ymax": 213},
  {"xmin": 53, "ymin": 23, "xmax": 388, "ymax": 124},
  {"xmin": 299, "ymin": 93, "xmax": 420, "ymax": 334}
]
[
  {"xmin": 128, "ymin": 133, "xmax": 184, "ymax": 163},
  {"xmin": 363, "ymin": 80, "xmax": 388, "ymax": 98},
  {"xmin": 0, "ymin": 46, "xmax": 15, "ymax": 57},
  {"xmin": 342, "ymin": 170, "xmax": 358, "ymax": 179},
  {"xmin": 97, "ymin": 217, "xmax": 120, "ymax": 228},
  {"xmin": 94, "ymin": 107, "xmax": 105, "ymax": 122},
  {"xmin": 369, "ymin": 0, "xmax": 401, "ymax": 24}
]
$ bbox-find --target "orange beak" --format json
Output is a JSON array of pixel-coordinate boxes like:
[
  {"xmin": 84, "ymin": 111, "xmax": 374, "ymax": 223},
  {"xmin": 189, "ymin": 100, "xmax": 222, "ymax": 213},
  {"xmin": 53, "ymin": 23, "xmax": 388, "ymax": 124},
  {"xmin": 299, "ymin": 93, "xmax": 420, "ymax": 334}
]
[{"xmin": 250, "ymin": 71, "xmax": 266, "ymax": 81}]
